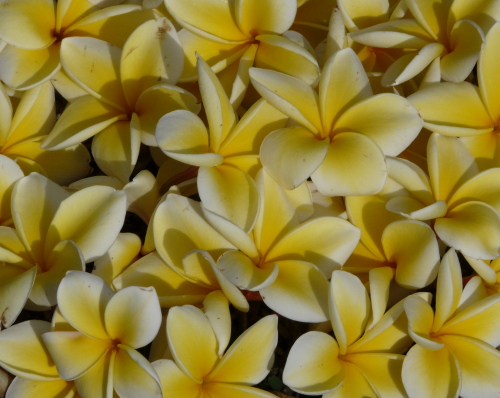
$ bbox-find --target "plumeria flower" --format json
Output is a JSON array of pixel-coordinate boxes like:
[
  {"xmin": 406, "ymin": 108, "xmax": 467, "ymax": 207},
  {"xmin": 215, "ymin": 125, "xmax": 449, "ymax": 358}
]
[
  {"xmin": 249, "ymin": 47, "xmax": 422, "ymax": 196},
  {"xmin": 0, "ymin": 0, "xmax": 155, "ymax": 92},
  {"xmin": 283, "ymin": 268, "xmax": 415, "ymax": 397},
  {"xmin": 0, "ymin": 172, "xmax": 126, "ymax": 311},
  {"xmin": 0, "ymin": 82, "xmax": 90, "ymax": 186},
  {"xmin": 153, "ymin": 294, "xmax": 279, "ymax": 398},
  {"xmin": 349, "ymin": 0, "xmax": 496, "ymax": 86},
  {"xmin": 42, "ymin": 271, "xmax": 163, "ymax": 398},
  {"xmin": 0, "ymin": 320, "xmax": 79, "ymax": 398},
  {"xmin": 156, "ymin": 55, "xmax": 288, "ymax": 231},
  {"xmin": 402, "ymin": 249, "xmax": 500, "ymax": 398},
  {"xmin": 165, "ymin": 0, "xmax": 319, "ymax": 109},
  {"xmin": 409, "ymin": 22, "xmax": 500, "ymax": 171},
  {"xmin": 41, "ymin": 17, "xmax": 199, "ymax": 182}
]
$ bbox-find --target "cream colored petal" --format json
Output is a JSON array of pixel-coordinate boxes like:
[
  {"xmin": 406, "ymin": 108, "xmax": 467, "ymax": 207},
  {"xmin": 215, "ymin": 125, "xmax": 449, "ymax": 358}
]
[
  {"xmin": 156, "ymin": 110, "xmax": 217, "ymax": 167},
  {"xmin": 208, "ymin": 314, "xmax": 277, "ymax": 384},
  {"xmin": 11, "ymin": 173, "xmax": 68, "ymax": 265},
  {"xmin": 386, "ymin": 197, "xmax": 447, "ymax": 221},
  {"xmin": 0, "ymin": 44, "xmax": 61, "ymax": 90},
  {"xmin": 42, "ymin": 331, "xmax": 111, "ymax": 380},
  {"xmin": 0, "ymin": 85, "xmax": 11, "ymax": 147},
  {"xmin": 210, "ymin": 260, "xmax": 249, "ymax": 313},
  {"xmin": 366, "ymin": 267, "xmax": 395, "ymax": 329},
  {"xmin": 283, "ymin": 331, "xmax": 345, "ymax": 395},
  {"xmin": 51, "ymin": 68, "xmax": 89, "ymax": 103},
  {"xmin": 121, "ymin": 18, "xmax": 183, "ymax": 109},
  {"xmin": 320, "ymin": 48, "xmax": 372, "ymax": 133},
  {"xmin": 166, "ymin": 305, "xmax": 219, "ymax": 382},
  {"xmin": 432, "ymin": 249, "xmax": 463, "ymax": 332},
  {"xmin": 217, "ymin": 250, "xmax": 279, "ymax": 291},
  {"xmin": 385, "ymin": 157, "xmax": 433, "ymax": 204},
  {"xmin": 105, "ymin": 286, "xmax": 161, "ymax": 349},
  {"xmin": 440, "ymin": 334, "xmax": 500, "ymax": 398},
  {"xmin": 329, "ymin": 270, "xmax": 370, "ymax": 354},
  {"xmin": 228, "ymin": 43, "xmax": 258, "ymax": 110},
  {"xmin": 0, "ymin": 155, "xmax": 23, "ymax": 223},
  {"xmin": 57, "ymin": 271, "xmax": 114, "ymax": 340},
  {"xmin": 0, "ymin": 267, "xmax": 36, "ymax": 328},
  {"xmin": 0, "ymin": 227, "xmax": 32, "ymax": 267},
  {"xmin": 203, "ymin": 290, "xmax": 231, "ymax": 356},
  {"xmin": 405, "ymin": 0, "xmax": 448, "ymax": 40},
  {"xmin": 197, "ymin": 55, "xmax": 236, "ymax": 152},
  {"xmin": 334, "ymin": 93, "xmax": 423, "ymax": 156},
  {"xmin": 0, "ymin": 0, "xmax": 55, "ymax": 50},
  {"xmin": 73, "ymin": 350, "xmax": 114, "ymax": 398},
  {"xmin": 153, "ymin": 359, "xmax": 201, "ymax": 398},
  {"xmin": 165, "ymin": 0, "xmax": 248, "ymax": 43},
  {"xmin": 460, "ymin": 133, "xmax": 500, "ymax": 171},
  {"xmin": 457, "ymin": 276, "xmax": 487, "ymax": 311},
  {"xmin": 324, "ymin": 362, "xmax": 376, "ymax": 398},
  {"xmin": 60, "ymin": 37, "xmax": 128, "ymax": 112},
  {"xmin": 113, "ymin": 345, "xmax": 162, "ymax": 398},
  {"xmin": 260, "ymin": 126, "xmax": 329, "ymax": 190},
  {"xmin": 123, "ymin": 170, "xmax": 159, "ymax": 222},
  {"xmin": 266, "ymin": 217, "xmax": 360, "ymax": 278},
  {"xmin": 0, "ymin": 320, "xmax": 58, "ymax": 380},
  {"xmin": 235, "ymin": 0, "xmax": 295, "ymax": 36},
  {"xmin": 479, "ymin": 23, "xmax": 500, "ymax": 123},
  {"xmin": 440, "ymin": 19, "xmax": 484, "ymax": 83},
  {"xmin": 249, "ymin": 67, "xmax": 322, "ymax": 134},
  {"xmin": 262, "ymin": 260, "xmax": 329, "ymax": 322},
  {"xmin": 408, "ymin": 82, "xmax": 494, "ymax": 137},
  {"xmin": 203, "ymin": 383, "xmax": 278, "ymax": 398},
  {"xmin": 427, "ymin": 133, "xmax": 479, "ymax": 202},
  {"xmin": 198, "ymin": 164, "xmax": 259, "ymax": 232},
  {"xmin": 464, "ymin": 255, "xmax": 497, "ymax": 285},
  {"xmin": 183, "ymin": 249, "xmax": 224, "ymax": 287},
  {"xmin": 404, "ymin": 295, "xmax": 443, "ymax": 350},
  {"xmin": 435, "ymin": 201, "xmax": 500, "ymax": 260},
  {"xmin": 136, "ymin": 83, "xmax": 201, "ymax": 146},
  {"xmin": 286, "ymin": 181, "xmax": 314, "ymax": 222},
  {"xmin": 254, "ymin": 34, "xmax": 319, "ymax": 87},
  {"xmin": 382, "ymin": 220, "xmax": 440, "ymax": 289},
  {"xmin": 402, "ymin": 344, "xmax": 460, "ymax": 398},
  {"xmin": 5, "ymin": 377, "xmax": 75, "ymax": 398},
  {"xmin": 381, "ymin": 43, "xmax": 444, "ymax": 87},
  {"xmin": 311, "ymin": 132, "xmax": 387, "ymax": 197},
  {"xmin": 46, "ymin": 185, "xmax": 126, "ymax": 262},
  {"xmin": 449, "ymin": 168, "xmax": 500, "ymax": 213},
  {"xmin": 41, "ymin": 95, "xmax": 123, "ymax": 151}
]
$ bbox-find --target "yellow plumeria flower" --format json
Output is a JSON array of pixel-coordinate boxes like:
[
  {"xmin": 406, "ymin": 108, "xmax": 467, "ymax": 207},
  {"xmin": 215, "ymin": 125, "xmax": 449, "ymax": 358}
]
[
  {"xmin": 0, "ymin": 0, "xmax": 155, "ymax": 92},
  {"xmin": 249, "ymin": 47, "xmax": 423, "ymax": 196},
  {"xmin": 409, "ymin": 22, "xmax": 500, "ymax": 171},
  {"xmin": 42, "ymin": 17, "xmax": 199, "ymax": 182},
  {"xmin": 157, "ymin": 55, "xmax": 288, "ymax": 231},
  {"xmin": 0, "ymin": 320, "xmax": 79, "ymax": 398},
  {"xmin": 42, "ymin": 271, "xmax": 162, "ymax": 398},
  {"xmin": 349, "ymin": 0, "xmax": 494, "ymax": 86},
  {"xmin": 153, "ymin": 298, "xmax": 278, "ymax": 398},
  {"xmin": 0, "ymin": 82, "xmax": 90, "ymax": 186},
  {"xmin": 402, "ymin": 249, "xmax": 500, "ymax": 398},
  {"xmin": 165, "ymin": 0, "xmax": 319, "ymax": 109},
  {"xmin": 283, "ymin": 268, "xmax": 414, "ymax": 398}
]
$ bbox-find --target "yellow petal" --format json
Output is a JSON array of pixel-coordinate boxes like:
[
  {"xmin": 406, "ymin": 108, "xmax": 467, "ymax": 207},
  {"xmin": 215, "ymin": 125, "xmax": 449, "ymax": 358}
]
[
  {"xmin": 286, "ymin": 181, "xmax": 314, "ymax": 222},
  {"xmin": 113, "ymin": 345, "xmax": 162, "ymax": 398},
  {"xmin": 60, "ymin": 37, "xmax": 128, "ymax": 112},
  {"xmin": 0, "ymin": 43, "xmax": 61, "ymax": 90},
  {"xmin": 382, "ymin": 220, "xmax": 440, "ymax": 289},
  {"xmin": 124, "ymin": 170, "xmax": 159, "ymax": 222},
  {"xmin": 440, "ymin": 19, "xmax": 484, "ymax": 83},
  {"xmin": 262, "ymin": 260, "xmax": 329, "ymax": 322},
  {"xmin": 460, "ymin": 132, "xmax": 500, "ymax": 171},
  {"xmin": 320, "ymin": 48, "xmax": 372, "ymax": 133},
  {"xmin": 449, "ymin": 168, "xmax": 500, "ymax": 213},
  {"xmin": 328, "ymin": 361, "xmax": 377, "ymax": 398},
  {"xmin": 432, "ymin": 249, "xmax": 463, "ymax": 332},
  {"xmin": 405, "ymin": 0, "xmax": 447, "ymax": 41},
  {"xmin": 56, "ymin": 0, "xmax": 94, "ymax": 34},
  {"xmin": 41, "ymin": 95, "xmax": 124, "ymax": 151},
  {"xmin": 5, "ymin": 377, "xmax": 75, "ymax": 398},
  {"xmin": 228, "ymin": 43, "xmax": 258, "ymax": 110},
  {"xmin": 51, "ymin": 67, "xmax": 89, "ymax": 102},
  {"xmin": 0, "ymin": 320, "xmax": 58, "ymax": 380},
  {"xmin": 0, "ymin": 84, "xmax": 11, "ymax": 147},
  {"xmin": 435, "ymin": 201, "xmax": 500, "ymax": 260},
  {"xmin": 254, "ymin": 34, "xmax": 319, "ymax": 87},
  {"xmin": 283, "ymin": 331, "xmax": 345, "ymax": 395},
  {"xmin": 105, "ymin": 286, "xmax": 161, "ymax": 349},
  {"xmin": 479, "ymin": 23, "xmax": 500, "ymax": 123},
  {"xmin": 386, "ymin": 157, "xmax": 433, "ymax": 205},
  {"xmin": 337, "ymin": 0, "xmax": 389, "ymax": 30},
  {"xmin": 208, "ymin": 314, "xmax": 277, "ymax": 384},
  {"xmin": 311, "ymin": 132, "xmax": 387, "ymax": 196},
  {"xmin": 427, "ymin": 133, "xmax": 478, "ymax": 202},
  {"xmin": 0, "ymin": 267, "xmax": 36, "ymax": 328},
  {"xmin": 121, "ymin": 18, "xmax": 183, "ymax": 108},
  {"xmin": 203, "ymin": 383, "xmax": 279, "ymax": 398},
  {"xmin": 235, "ymin": 0, "xmax": 295, "ymax": 36},
  {"xmin": 249, "ymin": 67, "xmax": 322, "ymax": 134},
  {"xmin": 0, "ymin": 227, "xmax": 33, "ymax": 267},
  {"xmin": 463, "ymin": 254, "xmax": 497, "ymax": 285},
  {"xmin": 408, "ymin": 82, "xmax": 494, "ymax": 136},
  {"xmin": 73, "ymin": 350, "xmax": 114, "ymax": 398},
  {"xmin": 153, "ymin": 359, "xmax": 201, "ymax": 398},
  {"xmin": 42, "ymin": 331, "xmax": 111, "ymax": 380},
  {"xmin": 0, "ymin": 0, "xmax": 55, "ymax": 50},
  {"xmin": 0, "ymin": 155, "xmax": 23, "ymax": 223},
  {"xmin": 166, "ymin": 305, "xmax": 218, "ymax": 382},
  {"xmin": 401, "ymin": 344, "xmax": 460, "ymax": 398},
  {"xmin": 404, "ymin": 295, "xmax": 443, "ymax": 350},
  {"xmin": 334, "ymin": 93, "xmax": 423, "ymax": 156},
  {"xmin": 266, "ymin": 217, "xmax": 360, "ymax": 278},
  {"xmin": 203, "ymin": 290, "xmax": 231, "ymax": 356},
  {"xmin": 46, "ymin": 185, "xmax": 126, "ymax": 262},
  {"xmin": 165, "ymin": 0, "xmax": 248, "ymax": 43},
  {"xmin": 366, "ymin": 267, "xmax": 394, "ymax": 329}
]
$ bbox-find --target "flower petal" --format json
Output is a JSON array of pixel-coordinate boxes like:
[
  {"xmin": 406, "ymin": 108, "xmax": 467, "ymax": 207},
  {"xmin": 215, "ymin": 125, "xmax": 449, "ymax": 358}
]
[
  {"xmin": 5, "ymin": 377, "xmax": 75, "ymax": 398},
  {"xmin": 404, "ymin": 295, "xmax": 443, "ymax": 350},
  {"xmin": 203, "ymin": 383, "xmax": 279, "ymax": 398},
  {"xmin": 235, "ymin": 0, "xmax": 295, "ymax": 36},
  {"xmin": 73, "ymin": 351, "xmax": 114, "ymax": 398},
  {"xmin": 0, "ymin": 155, "xmax": 23, "ymax": 225},
  {"xmin": 152, "ymin": 359, "xmax": 201, "ymax": 398},
  {"xmin": 283, "ymin": 331, "xmax": 345, "ymax": 395},
  {"xmin": 203, "ymin": 290, "xmax": 231, "ymax": 356},
  {"xmin": 0, "ymin": 267, "xmax": 36, "ymax": 328},
  {"xmin": 479, "ymin": 22, "xmax": 500, "ymax": 123}
]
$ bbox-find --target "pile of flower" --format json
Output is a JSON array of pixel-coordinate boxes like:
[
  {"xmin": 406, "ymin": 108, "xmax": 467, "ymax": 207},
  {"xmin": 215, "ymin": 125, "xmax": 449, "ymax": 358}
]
[{"xmin": 2, "ymin": 0, "xmax": 500, "ymax": 397}]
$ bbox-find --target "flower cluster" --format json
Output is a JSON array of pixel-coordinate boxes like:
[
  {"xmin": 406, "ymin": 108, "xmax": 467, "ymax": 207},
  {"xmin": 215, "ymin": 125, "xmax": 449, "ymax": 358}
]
[{"xmin": 1, "ymin": 0, "xmax": 500, "ymax": 397}]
